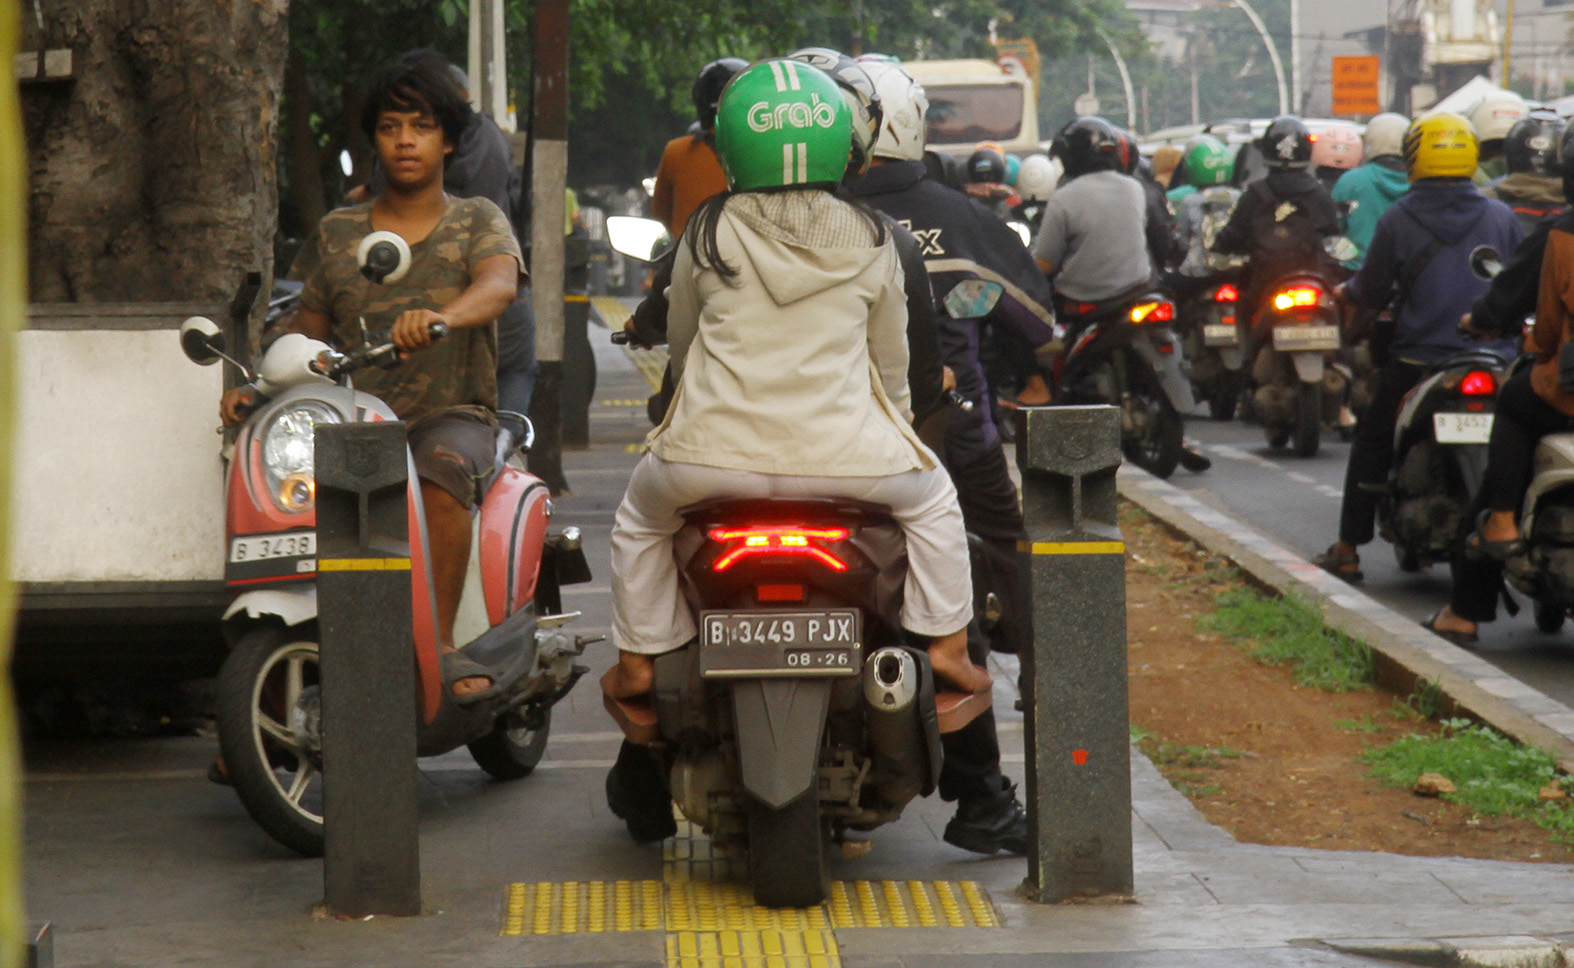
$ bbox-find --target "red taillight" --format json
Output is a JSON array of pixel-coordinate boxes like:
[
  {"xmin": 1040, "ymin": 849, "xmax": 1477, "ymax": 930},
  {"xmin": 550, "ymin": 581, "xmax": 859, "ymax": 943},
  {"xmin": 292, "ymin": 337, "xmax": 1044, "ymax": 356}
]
[
  {"xmin": 1214, "ymin": 283, "xmax": 1240, "ymax": 303},
  {"xmin": 1272, "ymin": 286, "xmax": 1322, "ymax": 311},
  {"xmin": 1130, "ymin": 300, "xmax": 1176, "ymax": 324},
  {"xmin": 1461, "ymin": 370, "xmax": 1497, "ymax": 396},
  {"xmin": 709, "ymin": 526, "xmax": 850, "ymax": 572},
  {"xmin": 757, "ymin": 583, "xmax": 805, "ymax": 602}
]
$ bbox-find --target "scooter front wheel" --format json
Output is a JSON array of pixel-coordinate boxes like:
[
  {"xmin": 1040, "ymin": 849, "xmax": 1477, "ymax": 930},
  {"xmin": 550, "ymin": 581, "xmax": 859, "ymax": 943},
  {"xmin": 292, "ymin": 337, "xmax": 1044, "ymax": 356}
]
[
  {"xmin": 468, "ymin": 704, "xmax": 551, "ymax": 780},
  {"xmin": 216, "ymin": 625, "xmax": 325, "ymax": 857}
]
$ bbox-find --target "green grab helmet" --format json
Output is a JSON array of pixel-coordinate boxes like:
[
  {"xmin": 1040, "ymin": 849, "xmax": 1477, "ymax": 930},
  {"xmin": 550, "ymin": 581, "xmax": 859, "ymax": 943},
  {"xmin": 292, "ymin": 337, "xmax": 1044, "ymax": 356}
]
[
  {"xmin": 1183, "ymin": 135, "xmax": 1233, "ymax": 187},
  {"xmin": 714, "ymin": 59, "xmax": 853, "ymax": 192}
]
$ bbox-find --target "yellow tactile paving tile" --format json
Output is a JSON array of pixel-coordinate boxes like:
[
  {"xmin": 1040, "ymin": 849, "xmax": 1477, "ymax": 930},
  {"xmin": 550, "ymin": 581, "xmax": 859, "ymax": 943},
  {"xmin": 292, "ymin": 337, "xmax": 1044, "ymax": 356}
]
[
  {"xmin": 623, "ymin": 343, "xmax": 670, "ymax": 392},
  {"xmin": 591, "ymin": 295, "xmax": 633, "ymax": 329},
  {"xmin": 502, "ymin": 878, "xmax": 999, "ymax": 936},
  {"xmin": 666, "ymin": 928, "xmax": 840, "ymax": 968}
]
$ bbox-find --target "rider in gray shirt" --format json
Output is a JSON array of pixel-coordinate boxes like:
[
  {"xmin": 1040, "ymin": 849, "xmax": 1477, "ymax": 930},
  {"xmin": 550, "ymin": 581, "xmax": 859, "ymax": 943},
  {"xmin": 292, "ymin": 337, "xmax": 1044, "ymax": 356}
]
[{"xmin": 1032, "ymin": 118, "xmax": 1152, "ymax": 303}]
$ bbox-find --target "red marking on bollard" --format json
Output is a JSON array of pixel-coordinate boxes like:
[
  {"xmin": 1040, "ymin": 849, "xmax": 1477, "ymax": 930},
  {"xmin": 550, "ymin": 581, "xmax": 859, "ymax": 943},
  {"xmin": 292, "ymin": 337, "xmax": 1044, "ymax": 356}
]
[{"xmin": 1072, "ymin": 749, "xmax": 1089, "ymax": 765}]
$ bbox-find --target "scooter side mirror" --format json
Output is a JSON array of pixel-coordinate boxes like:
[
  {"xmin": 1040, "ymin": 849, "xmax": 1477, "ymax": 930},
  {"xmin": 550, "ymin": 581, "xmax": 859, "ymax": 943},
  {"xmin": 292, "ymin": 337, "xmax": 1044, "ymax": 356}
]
[
  {"xmin": 179, "ymin": 316, "xmax": 226, "ymax": 366},
  {"xmin": 1469, "ymin": 244, "xmax": 1503, "ymax": 282},
  {"xmin": 357, "ymin": 230, "xmax": 412, "ymax": 285},
  {"xmin": 606, "ymin": 216, "xmax": 673, "ymax": 263},
  {"xmin": 943, "ymin": 279, "xmax": 1006, "ymax": 319}
]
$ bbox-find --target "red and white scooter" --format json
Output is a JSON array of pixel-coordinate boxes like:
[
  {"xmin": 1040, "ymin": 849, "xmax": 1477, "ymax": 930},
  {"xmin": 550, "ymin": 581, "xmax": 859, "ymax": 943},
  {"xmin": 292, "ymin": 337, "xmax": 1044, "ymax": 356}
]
[{"xmin": 179, "ymin": 232, "xmax": 594, "ymax": 856}]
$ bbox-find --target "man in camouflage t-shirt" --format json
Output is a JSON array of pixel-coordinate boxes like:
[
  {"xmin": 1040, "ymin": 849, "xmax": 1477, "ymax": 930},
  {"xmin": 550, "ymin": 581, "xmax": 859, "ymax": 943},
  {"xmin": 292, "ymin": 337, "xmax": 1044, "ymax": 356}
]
[{"xmin": 222, "ymin": 56, "xmax": 523, "ymax": 701}]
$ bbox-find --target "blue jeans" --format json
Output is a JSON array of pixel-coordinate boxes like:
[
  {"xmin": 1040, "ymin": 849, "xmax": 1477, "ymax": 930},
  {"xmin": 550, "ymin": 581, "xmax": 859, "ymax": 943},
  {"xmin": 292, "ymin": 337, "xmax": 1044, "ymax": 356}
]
[{"xmin": 496, "ymin": 289, "xmax": 538, "ymax": 415}]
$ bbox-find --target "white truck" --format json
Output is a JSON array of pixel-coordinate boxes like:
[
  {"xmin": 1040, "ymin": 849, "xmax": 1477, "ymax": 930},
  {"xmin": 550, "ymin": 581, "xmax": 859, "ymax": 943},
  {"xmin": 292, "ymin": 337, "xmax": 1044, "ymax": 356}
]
[{"xmin": 902, "ymin": 58, "xmax": 1042, "ymax": 159}]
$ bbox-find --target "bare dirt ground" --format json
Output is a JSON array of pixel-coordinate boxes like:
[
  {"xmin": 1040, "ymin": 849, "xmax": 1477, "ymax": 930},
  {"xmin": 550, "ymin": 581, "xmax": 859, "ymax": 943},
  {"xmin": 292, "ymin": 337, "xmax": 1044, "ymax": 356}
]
[{"xmin": 1123, "ymin": 504, "xmax": 1574, "ymax": 863}]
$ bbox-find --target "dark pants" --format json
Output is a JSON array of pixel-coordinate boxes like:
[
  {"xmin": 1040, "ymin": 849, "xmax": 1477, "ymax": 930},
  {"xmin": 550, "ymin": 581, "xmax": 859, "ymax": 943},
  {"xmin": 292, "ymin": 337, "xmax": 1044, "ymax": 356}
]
[
  {"xmin": 1450, "ymin": 370, "xmax": 1573, "ymax": 623},
  {"xmin": 1339, "ymin": 360, "xmax": 1427, "ymax": 546},
  {"xmin": 496, "ymin": 291, "xmax": 538, "ymax": 416},
  {"xmin": 937, "ymin": 627, "xmax": 1009, "ymax": 803}
]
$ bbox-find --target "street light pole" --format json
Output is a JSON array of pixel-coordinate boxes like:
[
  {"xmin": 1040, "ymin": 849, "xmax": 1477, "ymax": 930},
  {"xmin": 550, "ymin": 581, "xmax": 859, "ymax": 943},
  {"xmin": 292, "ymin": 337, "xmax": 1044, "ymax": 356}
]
[{"xmin": 1231, "ymin": 0, "xmax": 1289, "ymax": 115}]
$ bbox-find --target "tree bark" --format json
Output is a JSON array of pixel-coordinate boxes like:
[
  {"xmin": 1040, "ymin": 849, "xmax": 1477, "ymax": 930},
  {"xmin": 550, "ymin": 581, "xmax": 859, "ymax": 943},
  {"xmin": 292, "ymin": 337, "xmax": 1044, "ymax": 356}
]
[{"xmin": 23, "ymin": 0, "xmax": 289, "ymax": 305}]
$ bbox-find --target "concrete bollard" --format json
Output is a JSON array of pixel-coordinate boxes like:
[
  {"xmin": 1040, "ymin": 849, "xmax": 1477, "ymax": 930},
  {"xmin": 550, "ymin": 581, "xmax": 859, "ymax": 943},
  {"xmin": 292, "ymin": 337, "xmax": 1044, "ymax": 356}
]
[
  {"xmin": 1014, "ymin": 405, "xmax": 1134, "ymax": 904},
  {"xmin": 315, "ymin": 421, "xmax": 421, "ymax": 917}
]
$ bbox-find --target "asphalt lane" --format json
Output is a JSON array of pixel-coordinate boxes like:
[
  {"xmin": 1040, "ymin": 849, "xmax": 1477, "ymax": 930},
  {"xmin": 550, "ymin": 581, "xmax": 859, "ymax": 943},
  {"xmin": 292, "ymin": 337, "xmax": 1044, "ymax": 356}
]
[{"xmin": 1166, "ymin": 412, "xmax": 1574, "ymax": 707}]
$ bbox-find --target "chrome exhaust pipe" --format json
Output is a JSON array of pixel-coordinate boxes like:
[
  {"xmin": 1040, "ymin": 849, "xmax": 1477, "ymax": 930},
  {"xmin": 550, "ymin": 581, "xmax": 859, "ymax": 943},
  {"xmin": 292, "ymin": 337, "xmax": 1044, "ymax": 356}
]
[{"xmin": 862, "ymin": 647, "xmax": 926, "ymax": 808}]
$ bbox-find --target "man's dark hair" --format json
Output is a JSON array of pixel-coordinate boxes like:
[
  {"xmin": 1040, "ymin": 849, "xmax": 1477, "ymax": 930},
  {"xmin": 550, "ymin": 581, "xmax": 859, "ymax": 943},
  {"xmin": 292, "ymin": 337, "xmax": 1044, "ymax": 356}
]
[{"xmin": 359, "ymin": 55, "xmax": 469, "ymax": 147}]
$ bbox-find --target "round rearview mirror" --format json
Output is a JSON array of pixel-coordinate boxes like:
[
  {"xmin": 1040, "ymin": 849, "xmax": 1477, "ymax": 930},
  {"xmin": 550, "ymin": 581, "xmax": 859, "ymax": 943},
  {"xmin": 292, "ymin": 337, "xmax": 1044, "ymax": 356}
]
[
  {"xmin": 1469, "ymin": 244, "xmax": 1503, "ymax": 282},
  {"xmin": 1323, "ymin": 235, "xmax": 1358, "ymax": 263},
  {"xmin": 943, "ymin": 279, "xmax": 1006, "ymax": 319},
  {"xmin": 357, "ymin": 230, "xmax": 412, "ymax": 285},
  {"xmin": 606, "ymin": 216, "xmax": 673, "ymax": 263},
  {"xmin": 179, "ymin": 316, "xmax": 226, "ymax": 366}
]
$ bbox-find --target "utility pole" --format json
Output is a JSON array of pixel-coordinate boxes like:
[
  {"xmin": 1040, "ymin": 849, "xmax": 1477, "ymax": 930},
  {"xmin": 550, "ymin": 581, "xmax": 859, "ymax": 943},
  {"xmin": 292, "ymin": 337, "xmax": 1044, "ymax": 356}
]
[
  {"xmin": 1290, "ymin": 0, "xmax": 1302, "ymax": 112},
  {"xmin": 467, "ymin": 0, "xmax": 507, "ymax": 123},
  {"xmin": 528, "ymin": 0, "xmax": 570, "ymax": 493},
  {"xmin": 1502, "ymin": 0, "xmax": 1517, "ymax": 85}
]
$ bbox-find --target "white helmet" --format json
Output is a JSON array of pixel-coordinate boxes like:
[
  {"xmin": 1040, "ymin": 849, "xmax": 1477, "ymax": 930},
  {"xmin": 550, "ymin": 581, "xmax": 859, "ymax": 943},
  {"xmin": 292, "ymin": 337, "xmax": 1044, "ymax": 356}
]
[
  {"xmin": 788, "ymin": 48, "xmax": 881, "ymax": 172},
  {"xmin": 1469, "ymin": 92, "xmax": 1528, "ymax": 144},
  {"xmin": 1015, "ymin": 153, "xmax": 1062, "ymax": 202},
  {"xmin": 1363, "ymin": 112, "xmax": 1409, "ymax": 159},
  {"xmin": 858, "ymin": 56, "xmax": 927, "ymax": 161}
]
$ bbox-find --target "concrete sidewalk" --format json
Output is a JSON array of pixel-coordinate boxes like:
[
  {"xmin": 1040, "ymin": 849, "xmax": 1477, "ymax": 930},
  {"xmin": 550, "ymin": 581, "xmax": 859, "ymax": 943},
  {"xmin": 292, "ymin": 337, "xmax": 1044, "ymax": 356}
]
[{"xmin": 19, "ymin": 312, "xmax": 1574, "ymax": 968}]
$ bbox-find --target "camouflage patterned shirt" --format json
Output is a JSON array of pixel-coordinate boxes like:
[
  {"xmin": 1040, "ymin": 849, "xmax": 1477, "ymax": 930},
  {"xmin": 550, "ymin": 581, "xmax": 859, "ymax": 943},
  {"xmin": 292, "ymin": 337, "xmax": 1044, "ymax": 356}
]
[{"xmin": 299, "ymin": 197, "xmax": 524, "ymax": 420}]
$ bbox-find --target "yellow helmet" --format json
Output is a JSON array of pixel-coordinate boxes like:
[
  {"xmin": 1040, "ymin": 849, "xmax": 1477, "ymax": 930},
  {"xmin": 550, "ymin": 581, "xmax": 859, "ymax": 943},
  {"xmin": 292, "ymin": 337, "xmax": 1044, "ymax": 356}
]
[{"xmin": 1402, "ymin": 112, "xmax": 1479, "ymax": 181}]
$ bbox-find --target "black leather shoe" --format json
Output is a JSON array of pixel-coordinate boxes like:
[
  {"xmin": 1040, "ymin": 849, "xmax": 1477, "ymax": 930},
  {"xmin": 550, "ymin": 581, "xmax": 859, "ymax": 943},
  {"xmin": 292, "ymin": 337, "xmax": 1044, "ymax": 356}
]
[
  {"xmin": 943, "ymin": 785, "xmax": 1028, "ymax": 856},
  {"xmin": 605, "ymin": 741, "xmax": 677, "ymax": 843}
]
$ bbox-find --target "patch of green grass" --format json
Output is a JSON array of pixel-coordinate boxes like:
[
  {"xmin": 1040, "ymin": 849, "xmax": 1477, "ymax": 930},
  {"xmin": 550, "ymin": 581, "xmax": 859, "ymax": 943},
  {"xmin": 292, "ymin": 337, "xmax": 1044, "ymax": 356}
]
[
  {"xmin": 1146, "ymin": 741, "xmax": 1244, "ymax": 770},
  {"xmin": 1199, "ymin": 588, "xmax": 1374, "ymax": 692},
  {"xmin": 1173, "ymin": 778, "xmax": 1224, "ymax": 798},
  {"xmin": 1363, "ymin": 718, "xmax": 1574, "ymax": 841},
  {"xmin": 1335, "ymin": 715, "xmax": 1384, "ymax": 734},
  {"xmin": 1391, "ymin": 677, "xmax": 1444, "ymax": 720}
]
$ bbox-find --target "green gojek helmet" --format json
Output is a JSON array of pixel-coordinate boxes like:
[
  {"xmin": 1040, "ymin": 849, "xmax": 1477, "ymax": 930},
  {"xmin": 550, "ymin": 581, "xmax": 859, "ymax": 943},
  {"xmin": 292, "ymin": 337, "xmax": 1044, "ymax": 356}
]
[
  {"xmin": 1183, "ymin": 135, "xmax": 1233, "ymax": 187},
  {"xmin": 714, "ymin": 59, "xmax": 853, "ymax": 191}
]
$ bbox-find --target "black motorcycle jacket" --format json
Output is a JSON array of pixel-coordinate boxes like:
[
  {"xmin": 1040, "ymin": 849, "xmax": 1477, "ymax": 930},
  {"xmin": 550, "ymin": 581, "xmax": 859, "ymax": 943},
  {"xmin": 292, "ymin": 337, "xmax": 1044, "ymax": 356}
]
[
  {"xmin": 1213, "ymin": 168, "xmax": 1340, "ymax": 283},
  {"xmin": 1470, "ymin": 212, "xmax": 1559, "ymax": 338}
]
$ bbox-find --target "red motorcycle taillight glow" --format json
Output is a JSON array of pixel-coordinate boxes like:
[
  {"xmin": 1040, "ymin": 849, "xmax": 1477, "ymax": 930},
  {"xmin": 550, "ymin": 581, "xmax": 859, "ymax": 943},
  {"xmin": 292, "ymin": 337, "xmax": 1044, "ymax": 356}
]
[
  {"xmin": 1272, "ymin": 286, "xmax": 1322, "ymax": 311},
  {"xmin": 1461, "ymin": 370, "xmax": 1497, "ymax": 396},
  {"xmin": 710, "ymin": 526, "xmax": 851, "ymax": 572},
  {"xmin": 757, "ymin": 583, "xmax": 806, "ymax": 602},
  {"xmin": 1214, "ymin": 283, "xmax": 1240, "ymax": 303},
  {"xmin": 1129, "ymin": 300, "xmax": 1176, "ymax": 324}
]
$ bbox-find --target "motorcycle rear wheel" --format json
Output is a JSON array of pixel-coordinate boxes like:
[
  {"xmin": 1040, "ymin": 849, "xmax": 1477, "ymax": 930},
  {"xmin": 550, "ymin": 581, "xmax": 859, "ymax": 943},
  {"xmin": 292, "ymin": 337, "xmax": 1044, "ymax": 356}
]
[
  {"xmin": 468, "ymin": 704, "xmax": 551, "ymax": 780},
  {"xmin": 747, "ymin": 791, "xmax": 827, "ymax": 908},
  {"xmin": 1535, "ymin": 600, "xmax": 1567, "ymax": 635},
  {"xmin": 1293, "ymin": 383, "xmax": 1321, "ymax": 458},
  {"xmin": 1207, "ymin": 371, "xmax": 1241, "ymax": 422},
  {"xmin": 216, "ymin": 625, "xmax": 325, "ymax": 857},
  {"xmin": 1121, "ymin": 368, "xmax": 1183, "ymax": 479}
]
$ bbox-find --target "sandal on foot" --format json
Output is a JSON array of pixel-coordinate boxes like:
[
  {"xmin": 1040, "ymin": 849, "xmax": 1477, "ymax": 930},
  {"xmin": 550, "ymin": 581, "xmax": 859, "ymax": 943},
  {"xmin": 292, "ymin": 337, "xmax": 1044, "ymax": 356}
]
[
  {"xmin": 1311, "ymin": 544, "xmax": 1363, "ymax": 584},
  {"xmin": 1421, "ymin": 609, "xmax": 1479, "ymax": 647},
  {"xmin": 1464, "ymin": 509, "xmax": 1526, "ymax": 562},
  {"xmin": 441, "ymin": 650, "xmax": 499, "ymax": 707}
]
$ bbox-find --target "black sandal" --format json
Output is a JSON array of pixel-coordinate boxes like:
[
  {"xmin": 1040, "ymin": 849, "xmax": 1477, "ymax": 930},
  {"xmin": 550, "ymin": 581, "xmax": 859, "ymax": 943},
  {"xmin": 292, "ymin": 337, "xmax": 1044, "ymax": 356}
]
[
  {"xmin": 1422, "ymin": 608, "xmax": 1479, "ymax": 647},
  {"xmin": 1464, "ymin": 509, "xmax": 1526, "ymax": 562},
  {"xmin": 1311, "ymin": 544, "xmax": 1363, "ymax": 584}
]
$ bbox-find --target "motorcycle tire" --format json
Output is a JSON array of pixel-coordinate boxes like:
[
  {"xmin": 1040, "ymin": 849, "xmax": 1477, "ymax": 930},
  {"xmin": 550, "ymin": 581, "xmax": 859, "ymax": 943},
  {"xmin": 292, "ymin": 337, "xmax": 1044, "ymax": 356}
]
[
  {"xmin": 1535, "ymin": 600, "xmax": 1567, "ymax": 635},
  {"xmin": 1207, "ymin": 371, "xmax": 1240, "ymax": 422},
  {"xmin": 1293, "ymin": 383, "xmax": 1321, "ymax": 458},
  {"xmin": 747, "ymin": 791, "xmax": 827, "ymax": 908},
  {"xmin": 1394, "ymin": 543, "xmax": 1422, "ymax": 573},
  {"xmin": 1122, "ymin": 370, "xmax": 1183, "ymax": 480},
  {"xmin": 467, "ymin": 704, "xmax": 551, "ymax": 780},
  {"xmin": 216, "ymin": 625, "xmax": 325, "ymax": 857},
  {"xmin": 1267, "ymin": 428, "xmax": 1290, "ymax": 449}
]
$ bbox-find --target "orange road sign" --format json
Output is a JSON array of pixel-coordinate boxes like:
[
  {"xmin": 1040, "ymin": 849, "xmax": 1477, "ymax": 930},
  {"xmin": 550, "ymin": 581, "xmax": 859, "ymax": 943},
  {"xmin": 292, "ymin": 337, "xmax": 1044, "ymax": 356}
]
[{"xmin": 1332, "ymin": 55, "xmax": 1382, "ymax": 116}]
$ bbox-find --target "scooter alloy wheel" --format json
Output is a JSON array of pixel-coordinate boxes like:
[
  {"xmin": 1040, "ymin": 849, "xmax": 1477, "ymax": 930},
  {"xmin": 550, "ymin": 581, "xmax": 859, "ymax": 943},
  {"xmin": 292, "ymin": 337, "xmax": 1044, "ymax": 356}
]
[
  {"xmin": 468, "ymin": 703, "xmax": 551, "ymax": 780},
  {"xmin": 216, "ymin": 625, "xmax": 325, "ymax": 857}
]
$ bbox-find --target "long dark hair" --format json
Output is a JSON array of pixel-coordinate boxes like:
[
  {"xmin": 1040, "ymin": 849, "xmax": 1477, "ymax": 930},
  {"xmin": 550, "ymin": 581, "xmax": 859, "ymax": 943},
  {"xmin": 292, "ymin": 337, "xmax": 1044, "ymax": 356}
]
[{"xmin": 685, "ymin": 185, "xmax": 889, "ymax": 279}]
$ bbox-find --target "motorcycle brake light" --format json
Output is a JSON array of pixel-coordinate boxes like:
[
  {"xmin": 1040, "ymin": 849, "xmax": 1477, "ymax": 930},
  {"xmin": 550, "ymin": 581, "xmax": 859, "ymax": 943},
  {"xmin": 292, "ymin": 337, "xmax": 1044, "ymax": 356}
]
[
  {"xmin": 710, "ymin": 526, "xmax": 850, "ymax": 572},
  {"xmin": 757, "ymin": 583, "xmax": 806, "ymax": 602},
  {"xmin": 1272, "ymin": 286, "xmax": 1322, "ymax": 311},
  {"xmin": 1130, "ymin": 301, "xmax": 1175, "ymax": 324},
  {"xmin": 1461, "ymin": 370, "xmax": 1497, "ymax": 396},
  {"xmin": 1214, "ymin": 283, "xmax": 1240, "ymax": 303},
  {"xmin": 1222, "ymin": 315, "xmax": 1236, "ymax": 326}
]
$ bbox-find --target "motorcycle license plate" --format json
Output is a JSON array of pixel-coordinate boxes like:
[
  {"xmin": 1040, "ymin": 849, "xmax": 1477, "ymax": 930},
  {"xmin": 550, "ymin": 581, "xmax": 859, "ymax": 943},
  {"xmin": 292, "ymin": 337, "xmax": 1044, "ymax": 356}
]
[
  {"xmin": 1202, "ymin": 324, "xmax": 1239, "ymax": 347},
  {"xmin": 699, "ymin": 610, "xmax": 862, "ymax": 679},
  {"xmin": 1434, "ymin": 411, "xmax": 1494, "ymax": 444},
  {"xmin": 229, "ymin": 531, "xmax": 316, "ymax": 565},
  {"xmin": 1272, "ymin": 325, "xmax": 1339, "ymax": 351}
]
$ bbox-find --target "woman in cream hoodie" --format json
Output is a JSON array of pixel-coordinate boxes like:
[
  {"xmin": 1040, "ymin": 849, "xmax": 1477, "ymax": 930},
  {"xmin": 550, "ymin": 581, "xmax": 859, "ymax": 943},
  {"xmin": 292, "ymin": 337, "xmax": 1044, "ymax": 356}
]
[{"xmin": 605, "ymin": 60, "xmax": 983, "ymax": 709}]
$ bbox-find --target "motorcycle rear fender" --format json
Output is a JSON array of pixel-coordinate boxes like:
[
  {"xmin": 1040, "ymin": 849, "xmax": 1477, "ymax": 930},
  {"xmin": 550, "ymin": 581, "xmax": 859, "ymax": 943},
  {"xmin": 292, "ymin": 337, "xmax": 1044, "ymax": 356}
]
[
  {"xmin": 222, "ymin": 585, "xmax": 317, "ymax": 628},
  {"xmin": 1291, "ymin": 352, "xmax": 1325, "ymax": 384},
  {"xmin": 1129, "ymin": 331, "xmax": 1196, "ymax": 412},
  {"xmin": 1524, "ymin": 460, "xmax": 1574, "ymax": 527},
  {"xmin": 731, "ymin": 678, "xmax": 833, "ymax": 809},
  {"xmin": 1450, "ymin": 441, "xmax": 1491, "ymax": 497},
  {"xmin": 1219, "ymin": 346, "xmax": 1244, "ymax": 370},
  {"xmin": 1393, "ymin": 369, "xmax": 1445, "ymax": 450}
]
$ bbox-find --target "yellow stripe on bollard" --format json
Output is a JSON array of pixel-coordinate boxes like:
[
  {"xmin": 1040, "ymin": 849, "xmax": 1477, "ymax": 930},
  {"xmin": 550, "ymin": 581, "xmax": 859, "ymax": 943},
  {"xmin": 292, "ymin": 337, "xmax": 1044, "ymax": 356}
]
[
  {"xmin": 1017, "ymin": 540, "xmax": 1126, "ymax": 555},
  {"xmin": 315, "ymin": 558, "xmax": 412, "ymax": 572}
]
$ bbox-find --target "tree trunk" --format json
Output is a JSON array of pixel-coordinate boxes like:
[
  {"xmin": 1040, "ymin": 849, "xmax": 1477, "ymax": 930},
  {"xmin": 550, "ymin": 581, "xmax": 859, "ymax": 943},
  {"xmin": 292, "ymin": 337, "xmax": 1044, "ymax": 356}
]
[{"xmin": 23, "ymin": 0, "xmax": 289, "ymax": 305}]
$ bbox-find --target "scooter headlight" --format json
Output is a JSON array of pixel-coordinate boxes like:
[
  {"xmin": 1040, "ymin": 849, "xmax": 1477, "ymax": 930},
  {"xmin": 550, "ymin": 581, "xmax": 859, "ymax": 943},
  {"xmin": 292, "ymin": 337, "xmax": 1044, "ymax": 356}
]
[{"xmin": 260, "ymin": 402, "xmax": 341, "ymax": 513}]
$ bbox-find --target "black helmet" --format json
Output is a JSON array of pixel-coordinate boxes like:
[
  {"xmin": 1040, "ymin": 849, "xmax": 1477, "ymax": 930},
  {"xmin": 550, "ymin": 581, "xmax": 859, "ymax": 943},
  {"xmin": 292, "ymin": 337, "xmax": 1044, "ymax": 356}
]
[
  {"xmin": 1260, "ymin": 115, "xmax": 1313, "ymax": 169},
  {"xmin": 1114, "ymin": 128, "xmax": 1142, "ymax": 175},
  {"xmin": 1051, "ymin": 116, "xmax": 1124, "ymax": 179},
  {"xmin": 692, "ymin": 57, "xmax": 748, "ymax": 130},
  {"xmin": 967, "ymin": 145, "xmax": 1007, "ymax": 183},
  {"xmin": 1505, "ymin": 109, "xmax": 1566, "ymax": 176}
]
